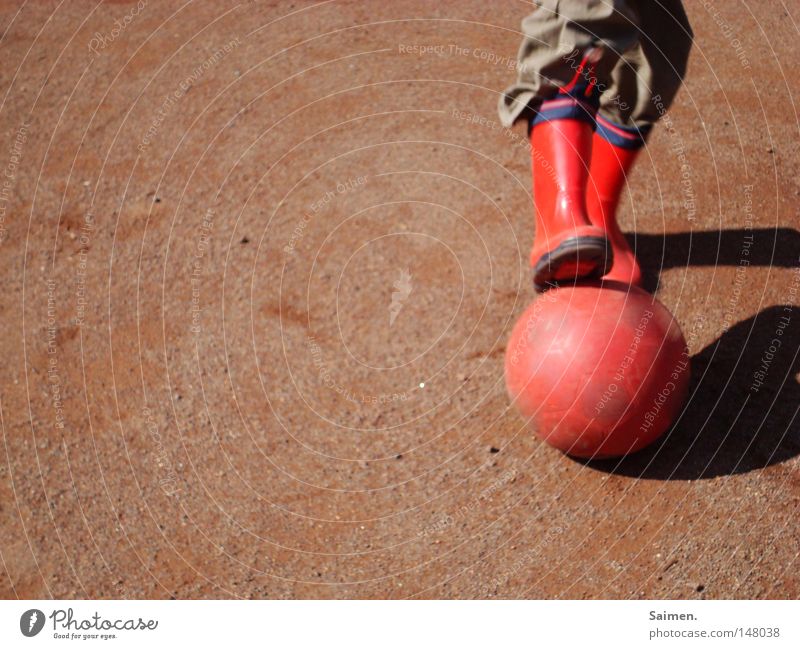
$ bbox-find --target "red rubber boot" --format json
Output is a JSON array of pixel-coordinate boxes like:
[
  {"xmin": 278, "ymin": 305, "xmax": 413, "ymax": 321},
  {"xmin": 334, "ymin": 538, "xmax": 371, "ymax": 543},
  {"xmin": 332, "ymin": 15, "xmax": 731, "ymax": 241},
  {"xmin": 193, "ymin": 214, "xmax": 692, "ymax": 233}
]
[
  {"xmin": 530, "ymin": 119, "xmax": 612, "ymax": 292},
  {"xmin": 586, "ymin": 134, "xmax": 643, "ymax": 286}
]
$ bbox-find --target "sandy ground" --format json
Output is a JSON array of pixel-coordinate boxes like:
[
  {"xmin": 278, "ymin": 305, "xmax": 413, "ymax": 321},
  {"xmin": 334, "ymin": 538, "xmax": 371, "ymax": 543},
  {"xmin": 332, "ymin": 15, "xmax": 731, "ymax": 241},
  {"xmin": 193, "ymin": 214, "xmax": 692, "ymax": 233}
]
[{"xmin": 0, "ymin": 0, "xmax": 798, "ymax": 599}]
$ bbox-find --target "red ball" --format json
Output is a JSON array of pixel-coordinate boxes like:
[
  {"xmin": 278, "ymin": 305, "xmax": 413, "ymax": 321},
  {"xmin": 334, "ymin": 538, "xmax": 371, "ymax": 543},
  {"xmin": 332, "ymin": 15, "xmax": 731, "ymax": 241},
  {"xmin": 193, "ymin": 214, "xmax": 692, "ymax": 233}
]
[{"xmin": 505, "ymin": 282, "xmax": 690, "ymax": 458}]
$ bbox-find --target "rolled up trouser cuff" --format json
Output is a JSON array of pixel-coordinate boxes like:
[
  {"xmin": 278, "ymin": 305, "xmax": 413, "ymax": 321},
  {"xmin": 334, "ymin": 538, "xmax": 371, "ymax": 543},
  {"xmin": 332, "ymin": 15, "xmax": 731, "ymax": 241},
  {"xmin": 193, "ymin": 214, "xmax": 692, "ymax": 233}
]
[{"xmin": 500, "ymin": 0, "xmax": 692, "ymax": 136}]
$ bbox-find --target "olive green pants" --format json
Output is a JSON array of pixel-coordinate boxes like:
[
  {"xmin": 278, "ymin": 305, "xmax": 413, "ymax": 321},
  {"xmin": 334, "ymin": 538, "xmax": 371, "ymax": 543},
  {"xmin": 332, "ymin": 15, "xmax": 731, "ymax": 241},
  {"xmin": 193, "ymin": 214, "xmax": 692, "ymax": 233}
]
[{"xmin": 498, "ymin": 0, "xmax": 692, "ymax": 147}]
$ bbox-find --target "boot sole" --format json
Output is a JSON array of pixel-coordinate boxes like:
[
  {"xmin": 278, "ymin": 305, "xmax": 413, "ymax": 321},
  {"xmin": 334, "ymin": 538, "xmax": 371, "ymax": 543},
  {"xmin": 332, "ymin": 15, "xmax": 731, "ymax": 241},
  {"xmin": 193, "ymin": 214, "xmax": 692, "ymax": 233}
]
[{"xmin": 533, "ymin": 236, "xmax": 613, "ymax": 292}]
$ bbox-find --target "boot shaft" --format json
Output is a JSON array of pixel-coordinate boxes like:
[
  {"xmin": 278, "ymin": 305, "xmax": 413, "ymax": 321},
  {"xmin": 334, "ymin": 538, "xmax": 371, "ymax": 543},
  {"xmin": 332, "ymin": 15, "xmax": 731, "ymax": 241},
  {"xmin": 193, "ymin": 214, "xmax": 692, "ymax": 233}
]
[
  {"xmin": 586, "ymin": 134, "xmax": 640, "ymax": 228},
  {"xmin": 530, "ymin": 119, "xmax": 594, "ymax": 228}
]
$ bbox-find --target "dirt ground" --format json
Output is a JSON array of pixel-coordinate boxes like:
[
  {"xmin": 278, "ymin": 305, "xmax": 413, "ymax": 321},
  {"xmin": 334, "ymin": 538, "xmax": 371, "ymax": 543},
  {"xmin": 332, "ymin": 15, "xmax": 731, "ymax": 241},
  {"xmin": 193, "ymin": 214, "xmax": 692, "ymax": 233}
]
[{"xmin": 0, "ymin": 0, "xmax": 798, "ymax": 600}]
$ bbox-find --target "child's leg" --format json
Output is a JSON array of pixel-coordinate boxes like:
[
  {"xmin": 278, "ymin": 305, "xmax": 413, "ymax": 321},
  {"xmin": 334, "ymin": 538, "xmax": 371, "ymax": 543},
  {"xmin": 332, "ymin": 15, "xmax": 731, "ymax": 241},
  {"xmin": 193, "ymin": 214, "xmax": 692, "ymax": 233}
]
[
  {"xmin": 528, "ymin": 89, "xmax": 611, "ymax": 292},
  {"xmin": 499, "ymin": 1, "xmax": 642, "ymax": 291},
  {"xmin": 587, "ymin": 0, "xmax": 693, "ymax": 285},
  {"xmin": 586, "ymin": 109, "xmax": 649, "ymax": 286}
]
